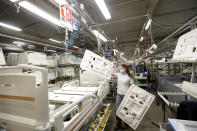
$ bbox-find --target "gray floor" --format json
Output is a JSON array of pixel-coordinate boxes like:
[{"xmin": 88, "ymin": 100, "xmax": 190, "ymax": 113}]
[{"xmin": 104, "ymin": 97, "xmax": 173, "ymax": 131}]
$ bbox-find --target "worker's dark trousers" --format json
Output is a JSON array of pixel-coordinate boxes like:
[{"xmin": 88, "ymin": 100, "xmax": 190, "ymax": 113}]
[{"xmin": 116, "ymin": 94, "xmax": 125, "ymax": 127}]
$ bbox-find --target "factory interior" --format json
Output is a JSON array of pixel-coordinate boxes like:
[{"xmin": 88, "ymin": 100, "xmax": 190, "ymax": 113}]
[{"xmin": 0, "ymin": 0, "xmax": 197, "ymax": 131}]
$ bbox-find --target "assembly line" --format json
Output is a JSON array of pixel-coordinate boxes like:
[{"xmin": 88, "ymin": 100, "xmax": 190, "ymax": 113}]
[{"xmin": 0, "ymin": 0, "xmax": 197, "ymax": 131}]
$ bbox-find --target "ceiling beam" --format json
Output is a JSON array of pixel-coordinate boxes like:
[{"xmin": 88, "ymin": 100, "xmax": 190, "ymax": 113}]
[
  {"xmin": 137, "ymin": 0, "xmax": 159, "ymax": 46},
  {"xmin": 84, "ymin": 0, "xmax": 149, "ymax": 13},
  {"xmin": 158, "ymin": 15, "xmax": 197, "ymax": 45},
  {"xmin": 117, "ymin": 44, "xmax": 136, "ymax": 47},
  {"xmin": 110, "ymin": 0, "xmax": 149, "ymax": 8},
  {"xmin": 0, "ymin": 28, "xmax": 64, "ymax": 49},
  {"xmin": 153, "ymin": 7, "xmax": 197, "ymax": 18},
  {"xmin": 91, "ymin": 15, "xmax": 146, "ymax": 27},
  {"xmin": 133, "ymin": 0, "xmax": 159, "ymax": 58}
]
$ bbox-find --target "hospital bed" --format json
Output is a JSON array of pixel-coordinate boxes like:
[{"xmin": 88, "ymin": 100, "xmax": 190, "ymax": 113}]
[{"xmin": 0, "ymin": 50, "xmax": 113, "ymax": 131}]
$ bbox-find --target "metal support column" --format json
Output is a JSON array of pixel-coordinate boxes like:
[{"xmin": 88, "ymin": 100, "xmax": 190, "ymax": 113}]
[
  {"xmin": 180, "ymin": 63, "xmax": 183, "ymax": 75},
  {"xmin": 191, "ymin": 63, "xmax": 196, "ymax": 83},
  {"xmin": 65, "ymin": 28, "xmax": 69, "ymax": 51},
  {"xmin": 168, "ymin": 63, "xmax": 170, "ymax": 76}
]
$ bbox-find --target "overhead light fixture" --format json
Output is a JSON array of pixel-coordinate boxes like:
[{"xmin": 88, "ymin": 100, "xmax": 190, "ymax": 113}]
[
  {"xmin": 48, "ymin": 49, "xmax": 57, "ymax": 53},
  {"xmin": 145, "ymin": 19, "xmax": 152, "ymax": 30},
  {"xmin": 80, "ymin": 3, "xmax": 84, "ymax": 10},
  {"xmin": 0, "ymin": 22, "xmax": 22, "ymax": 31},
  {"xmin": 93, "ymin": 30, "xmax": 107, "ymax": 42},
  {"xmin": 9, "ymin": 0, "xmax": 19, "ymax": 2},
  {"xmin": 18, "ymin": 1, "xmax": 62, "ymax": 27},
  {"xmin": 53, "ymin": 0, "xmax": 67, "ymax": 5},
  {"xmin": 70, "ymin": 6, "xmax": 79, "ymax": 16},
  {"xmin": 95, "ymin": 0, "xmax": 111, "ymax": 20},
  {"xmin": 73, "ymin": 46, "xmax": 79, "ymax": 49},
  {"xmin": 113, "ymin": 49, "xmax": 118, "ymax": 52},
  {"xmin": 49, "ymin": 38, "xmax": 62, "ymax": 44},
  {"xmin": 152, "ymin": 44, "xmax": 157, "ymax": 49},
  {"xmin": 13, "ymin": 41, "xmax": 26, "ymax": 46},
  {"xmin": 140, "ymin": 36, "xmax": 144, "ymax": 42}
]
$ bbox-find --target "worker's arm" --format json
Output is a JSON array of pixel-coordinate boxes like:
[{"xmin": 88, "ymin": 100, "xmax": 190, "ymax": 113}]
[
  {"xmin": 129, "ymin": 78, "xmax": 134, "ymax": 86},
  {"xmin": 111, "ymin": 72, "xmax": 115, "ymax": 76},
  {"xmin": 112, "ymin": 72, "xmax": 119, "ymax": 77}
]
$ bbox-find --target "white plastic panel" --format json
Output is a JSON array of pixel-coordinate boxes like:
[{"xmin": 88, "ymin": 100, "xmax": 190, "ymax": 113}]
[
  {"xmin": 47, "ymin": 55, "xmax": 57, "ymax": 67},
  {"xmin": 80, "ymin": 70, "xmax": 105, "ymax": 85},
  {"xmin": 80, "ymin": 50, "xmax": 113, "ymax": 79},
  {"xmin": 25, "ymin": 71, "xmax": 42, "ymax": 85},
  {"xmin": 181, "ymin": 81, "xmax": 197, "ymax": 99},
  {"xmin": 48, "ymin": 69, "xmax": 57, "ymax": 81},
  {"xmin": 58, "ymin": 53, "xmax": 81, "ymax": 65},
  {"xmin": 62, "ymin": 79, "xmax": 79, "ymax": 87},
  {"xmin": 61, "ymin": 86, "xmax": 98, "ymax": 92},
  {"xmin": 173, "ymin": 28, "xmax": 197, "ymax": 61},
  {"xmin": 53, "ymin": 86, "xmax": 98, "ymax": 95},
  {"xmin": 57, "ymin": 67, "xmax": 75, "ymax": 77},
  {"xmin": 0, "ymin": 48, "xmax": 6, "ymax": 65},
  {"xmin": 7, "ymin": 53, "xmax": 18, "ymax": 66},
  {"xmin": 116, "ymin": 84, "xmax": 155, "ymax": 130},
  {"xmin": 168, "ymin": 119, "xmax": 197, "ymax": 131},
  {"xmin": 66, "ymin": 67, "xmax": 75, "ymax": 77},
  {"xmin": 53, "ymin": 90, "xmax": 95, "ymax": 95},
  {"xmin": 0, "ymin": 66, "xmax": 49, "ymax": 130},
  {"xmin": 49, "ymin": 92, "xmax": 84, "ymax": 103},
  {"xmin": 18, "ymin": 51, "xmax": 48, "ymax": 65}
]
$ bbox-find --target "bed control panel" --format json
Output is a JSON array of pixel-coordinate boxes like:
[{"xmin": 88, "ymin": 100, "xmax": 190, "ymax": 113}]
[{"xmin": 116, "ymin": 84, "xmax": 155, "ymax": 130}]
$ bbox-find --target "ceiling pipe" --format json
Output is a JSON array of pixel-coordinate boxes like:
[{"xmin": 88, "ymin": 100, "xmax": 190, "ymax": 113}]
[
  {"xmin": 91, "ymin": 15, "xmax": 147, "ymax": 27},
  {"xmin": 49, "ymin": 0, "xmax": 110, "ymax": 41},
  {"xmin": 137, "ymin": 0, "xmax": 159, "ymax": 45},
  {"xmin": 132, "ymin": 0, "xmax": 159, "ymax": 59},
  {"xmin": 0, "ymin": 33, "xmax": 64, "ymax": 50},
  {"xmin": 142, "ymin": 15, "xmax": 197, "ymax": 59},
  {"xmin": 71, "ymin": 0, "xmax": 95, "ymax": 25},
  {"xmin": 158, "ymin": 16, "xmax": 197, "ymax": 45},
  {"xmin": 70, "ymin": 0, "xmax": 110, "ymax": 40}
]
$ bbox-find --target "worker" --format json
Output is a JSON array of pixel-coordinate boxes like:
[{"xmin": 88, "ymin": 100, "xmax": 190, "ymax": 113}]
[{"xmin": 112, "ymin": 64, "xmax": 134, "ymax": 130}]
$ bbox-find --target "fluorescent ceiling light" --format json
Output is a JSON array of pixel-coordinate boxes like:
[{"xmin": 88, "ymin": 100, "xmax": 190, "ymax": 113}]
[
  {"xmin": 19, "ymin": 1, "xmax": 62, "ymax": 27},
  {"xmin": 70, "ymin": 6, "xmax": 79, "ymax": 16},
  {"xmin": 49, "ymin": 38, "xmax": 62, "ymax": 44},
  {"xmin": 93, "ymin": 30, "xmax": 107, "ymax": 42},
  {"xmin": 140, "ymin": 36, "xmax": 144, "ymax": 42},
  {"xmin": 73, "ymin": 46, "xmax": 79, "ymax": 49},
  {"xmin": 48, "ymin": 49, "xmax": 57, "ymax": 53},
  {"xmin": 113, "ymin": 49, "xmax": 118, "ymax": 52},
  {"xmin": 80, "ymin": 4, "xmax": 84, "ymax": 10},
  {"xmin": 9, "ymin": 0, "xmax": 18, "ymax": 2},
  {"xmin": 152, "ymin": 44, "xmax": 157, "ymax": 49},
  {"xmin": 145, "ymin": 19, "xmax": 152, "ymax": 30},
  {"xmin": 53, "ymin": 0, "xmax": 68, "ymax": 5},
  {"xmin": 13, "ymin": 41, "xmax": 26, "ymax": 46},
  {"xmin": 0, "ymin": 22, "xmax": 22, "ymax": 31},
  {"xmin": 95, "ymin": 0, "xmax": 111, "ymax": 20}
]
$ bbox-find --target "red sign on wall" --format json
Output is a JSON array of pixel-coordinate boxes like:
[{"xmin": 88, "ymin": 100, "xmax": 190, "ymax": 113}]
[
  {"xmin": 144, "ymin": 45, "xmax": 148, "ymax": 50},
  {"xmin": 60, "ymin": 5, "xmax": 72, "ymax": 23}
]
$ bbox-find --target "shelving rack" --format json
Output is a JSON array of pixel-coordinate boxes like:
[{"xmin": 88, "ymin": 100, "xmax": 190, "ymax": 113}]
[
  {"xmin": 135, "ymin": 76, "xmax": 149, "ymax": 91},
  {"xmin": 157, "ymin": 59, "xmax": 197, "ymax": 122}
]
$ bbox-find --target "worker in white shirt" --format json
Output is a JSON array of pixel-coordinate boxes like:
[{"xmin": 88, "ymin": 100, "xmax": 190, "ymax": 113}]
[{"xmin": 112, "ymin": 64, "xmax": 134, "ymax": 130}]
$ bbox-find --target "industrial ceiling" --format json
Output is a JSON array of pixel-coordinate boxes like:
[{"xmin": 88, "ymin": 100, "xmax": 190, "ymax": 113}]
[{"xmin": 0, "ymin": 0, "xmax": 197, "ymax": 59}]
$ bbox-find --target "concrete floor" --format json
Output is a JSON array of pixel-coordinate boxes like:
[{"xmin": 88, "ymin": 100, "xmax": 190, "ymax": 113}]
[{"xmin": 104, "ymin": 96, "xmax": 173, "ymax": 131}]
